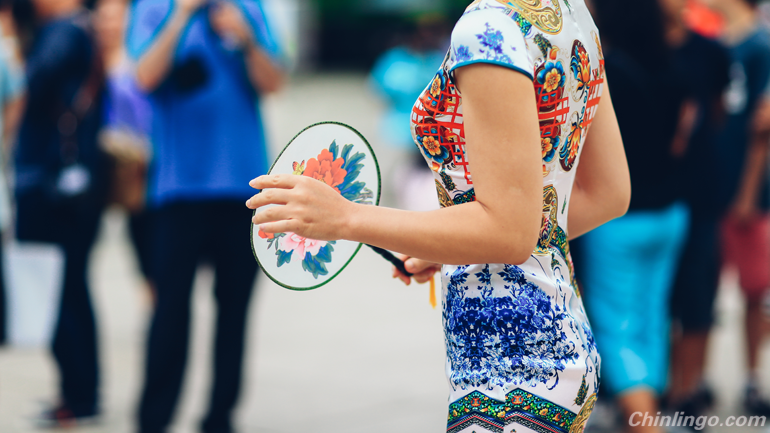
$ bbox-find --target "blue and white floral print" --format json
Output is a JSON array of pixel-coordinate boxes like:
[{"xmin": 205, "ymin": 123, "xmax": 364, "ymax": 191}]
[
  {"xmin": 444, "ymin": 264, "xmax": 580, "ymax": 391},
  {"xmin": 447, "ymin": 7, "xmax": 533, "ymax": 79},
  {"xmin": 455, "ymin": 45, "xmax": 474, "ymax": 63},
  {"xmin": 476, "ymin": 23, "xmax": 514, "ymax": 64}
]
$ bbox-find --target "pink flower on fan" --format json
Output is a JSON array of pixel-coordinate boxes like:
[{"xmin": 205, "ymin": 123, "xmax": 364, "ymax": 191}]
[{"xmin": 279, "ymin": 232, "xmax": 327, "ymax": 261}]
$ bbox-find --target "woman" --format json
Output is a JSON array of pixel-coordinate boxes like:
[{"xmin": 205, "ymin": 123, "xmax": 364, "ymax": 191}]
[
  {"xmin": 248, "ymin": 0, "xmax": 630, "ymax": 431},
  {"xmin": 577, "ymin": 0, "xmax": 695, "ymax": 431},
  {"xmin": 12, "ymin": 0, "xmax": 106, "ymax": 426}
]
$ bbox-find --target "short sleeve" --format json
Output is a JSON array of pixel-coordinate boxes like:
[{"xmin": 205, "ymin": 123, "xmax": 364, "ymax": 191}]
[
  {"xmin": 447, "ymin": 8, "xmax": 534, "ymax": 81},
  {"xmin": 126, "ymin": 0, "xmax": 173, "ymax": 61},
  {"xmin": 237, "ymin": 0, "xmax": 282, "ymax": 61}
]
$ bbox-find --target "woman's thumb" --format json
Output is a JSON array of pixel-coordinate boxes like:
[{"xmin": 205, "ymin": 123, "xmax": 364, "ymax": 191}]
[{"xmin": 405, "ymin": 258, "xmax": 418, "ymax": 274}]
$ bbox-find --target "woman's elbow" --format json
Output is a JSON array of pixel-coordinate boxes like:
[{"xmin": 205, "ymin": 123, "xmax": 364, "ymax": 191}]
[
  {"xmin": 610, "ymin": 181, "xmax": 632, "ymax": 219},
  {"xmin": 499, "ymin": 216, "xmax": 541, "ymax": 266},
  {"xmin": 508, "ymin": 247, "xmax": 536, "ymax": 266},
  {"xmin": 257, "ymin": 71, "xmax": 286, "ymax": 95},
  {"xmin": 135, "ymin": 69, "xmax": 159, "ymax": 93},
  {"xmin": 134, "ymin": 59, "xmax": 165, "ymax": 93},
  {"xmin": 484, "ymin": 244, "xmax": 534, "ymax": 267}
]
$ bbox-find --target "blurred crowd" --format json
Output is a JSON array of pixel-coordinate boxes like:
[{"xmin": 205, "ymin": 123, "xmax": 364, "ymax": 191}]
[
  {"xmin": 2, "ymin": 0, "xmax": 283, "ymax": 431},
  {"xmin": 1, "ymin": 0, "xmax": 770, "ymax": 432},
  {"xmin": 575, "ymin": 0, "xmax": 770, "ymax": 431}
]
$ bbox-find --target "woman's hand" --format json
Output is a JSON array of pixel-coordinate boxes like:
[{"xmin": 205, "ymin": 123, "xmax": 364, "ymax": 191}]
[
  {"xmin": 176, "ymin": 0, "xmax": 207, "ymax": 15},
  {"xmin": 247, "ymin": 174, "xmax": 355, "ymax": 241},
  {"xmin": 392, "ymin": 256, "xmax": 441, "ymax": 286},
  {"xmin": 209, "ymin": 2, "xmax": 254, "ymax": 49}
]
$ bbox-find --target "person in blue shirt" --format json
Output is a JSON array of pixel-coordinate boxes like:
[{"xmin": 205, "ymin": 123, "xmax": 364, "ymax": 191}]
[{"xmin": 127, "ymin": 0, "xmax": 284, "ymax": 432}]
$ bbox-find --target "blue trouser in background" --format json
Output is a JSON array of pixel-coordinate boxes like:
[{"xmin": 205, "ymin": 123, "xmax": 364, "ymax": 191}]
[
  {"xmin": 16, "ymin": 190, "xmax": 104, "ymax": 416},
  {"xmin": 580, "ymin": 202, "xmax": 689, "ymax": 396},
  {"xmin": 138, "ymin": 201, "xmax": 259, "ymax": 433}
]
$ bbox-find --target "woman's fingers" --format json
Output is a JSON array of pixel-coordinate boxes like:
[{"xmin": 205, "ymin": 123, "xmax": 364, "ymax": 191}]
[
  {"xmin": 251, "ymin": 203, "xmax": 295, "ymax": 225},
  {"xmin": 404, "ymin": 258, "xmax": 439, "ymax": 275},
  {"xmin": 256, "ymin": 219, "xmax": 299, "ymax": 235},
  {"xmin": 392, "ymin": 255, "xmax": 412, "ymax": 285},
  {"xmin": 249, "ymin": 174, "xmax": 300, "ymax": 190},
  {"xmin": 413, "ymin": 270, "xmax": 437, "ymax": 285},
  {"xmin": 246, "ymin": 187, "xmax": 294, "ymax": 209},
  {"xmin": 392, "ymin": 256, "xmax": 441, "ymax": 286},
  {"xmin": 392, "ymin": 266, "xmax": 412, "ymax": 285}
]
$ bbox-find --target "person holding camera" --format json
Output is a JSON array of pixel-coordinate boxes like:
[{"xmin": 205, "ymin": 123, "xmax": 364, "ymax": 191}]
[{"xmin": 127, "ymin": 0, "xmax": 283, "ymax": 432}]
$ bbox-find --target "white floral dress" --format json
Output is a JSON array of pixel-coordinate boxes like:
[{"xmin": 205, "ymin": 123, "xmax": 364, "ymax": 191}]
[{"xmin": 410, "ymin": 1, "xmax": 605, "ymax": 432}]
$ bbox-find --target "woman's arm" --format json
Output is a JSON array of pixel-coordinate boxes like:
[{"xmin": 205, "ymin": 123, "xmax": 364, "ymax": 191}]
[
  {"xmin": 568, "ymin": 82, "xmax": 631, "ymax": 239},
  {"xmin": 208, "ymin": 3, "xmax": 284, "ymax": 94},
  {"xmin": 241, "ymin": 43, "xmax": 284, "ymax": 94},
  {"xmin": 135, "ymin": 0, "xmax": 204, "ymax": 92},
  {"xmin": 2, "ymin": 94, "xmax": 24, "ymax": 156},
  {"xmin": 248, "ymin": 63, "xmax": 543, "ymax": 266},
  {"xmin": 730, "ymin": 98, "xmax": 770, "ymax": 223}
]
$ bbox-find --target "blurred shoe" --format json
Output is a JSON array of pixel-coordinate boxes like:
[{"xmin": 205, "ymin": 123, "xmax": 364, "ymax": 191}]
[
  {"xmin": 669, "ymin": 385, "xmax": 714, "ymax": 421},
  {"xmin": 744, "ymin": 385, "xmax": 770, "ymax": 417},
  {"xmin": 694, "ymin": 384, "xmax": 715, "ymax": 410},
  {"xmin": 33, "ymin": 404, "xmax": 100, "ymax": 429}
]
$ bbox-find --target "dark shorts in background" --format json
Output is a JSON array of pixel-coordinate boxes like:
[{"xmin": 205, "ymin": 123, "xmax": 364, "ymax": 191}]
[{"xmin": 671, "ymin": 214, "xmax": 721, "ymax": 333}]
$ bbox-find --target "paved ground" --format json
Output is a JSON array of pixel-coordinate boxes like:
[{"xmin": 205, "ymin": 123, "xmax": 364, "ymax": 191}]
[{"xmin": 0, "ymin": 74, "xmax": 769, "ymax": 433}]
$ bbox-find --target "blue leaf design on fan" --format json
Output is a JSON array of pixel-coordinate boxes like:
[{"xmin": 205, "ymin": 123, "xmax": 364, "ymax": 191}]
[{"xmin": 265, "ymin": 139, "xmax": 373, "ymax": 279}]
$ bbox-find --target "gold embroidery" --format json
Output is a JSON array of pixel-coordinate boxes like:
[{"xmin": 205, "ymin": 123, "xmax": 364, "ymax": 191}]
[
  {"xmin": 435, "ymin": 180, "xmax": 454, "ymax": 208},
  {"xmin": 496, "ymin": 0, "xmax": 563, "ymax": 34},
  {"xmin": 569, "ymin": 393, "xmax": 597, "ymax": 433},
  {"xmin": 535, "ymin": 185, "xmax": 558, "ymax": 255}
]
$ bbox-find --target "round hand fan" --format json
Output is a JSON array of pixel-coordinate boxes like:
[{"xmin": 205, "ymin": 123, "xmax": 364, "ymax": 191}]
[{"xmin": 251, "ymin": 122, "xmax": 412, "ymax": 291}]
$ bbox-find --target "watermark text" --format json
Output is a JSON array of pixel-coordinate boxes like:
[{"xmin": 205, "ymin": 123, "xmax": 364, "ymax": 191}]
[{"xmin": 629, "ymin": 412, "xmax": 766, "ymax": 430}]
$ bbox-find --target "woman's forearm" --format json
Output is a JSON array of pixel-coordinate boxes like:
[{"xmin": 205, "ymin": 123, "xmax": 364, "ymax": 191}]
[
  {"xmin": 567, "ymin": 82, "xmax": 631, "ymax": 239},
  {"xmin": 2, "ymin": 95, "xmax": 24, "ymax": 157},
  {"xmin": 135, "ymin": 8, "xmax": 193, "ymax": 92},
  {"xmin": 243, "ymin": 42, "xmax": 284, "ymax": 94},
  {"xmin": 249, "ymin": 64, "xmax": 544, "ymax": 267},
  {"xmin": 567, "ymin": 178, "xmax": 628, "ymax": 239},
  {"xmin": 734, "ymin": 132, "xmax": 770, "ymax": 210},
  {"xmin": 345, "ymin": 200, "xmax": 539, "ymax": 266}
]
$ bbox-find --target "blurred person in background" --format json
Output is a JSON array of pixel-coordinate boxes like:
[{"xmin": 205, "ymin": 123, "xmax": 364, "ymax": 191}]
[
  {"xmin": 578, "ymin": 0, "xmax": 697, "ymax": 430},
  {"xmin": 666, "ymin": 0, "xmax": 732, "ymax": 419},
  {"xmin": 95, "ymin": 0, "xmax": 154, "ymax": 290},
  {"xmin": 369, "ymin": 14, "xmax": 447, "ymax": 211},
  {"xmin": 0, "ymin": 0, "xmax": 25, "ymax": 346},
  {"xmin": 685, "ymin": 0, "xmax": 726, "ymax": 37},
  {"xmin": 11, "ymin": 0, "xmax": 108, "ymax": 426},
  {"xmin": 126, "ymin": 0, "xmax": 284, "ymax": 432},
  {"xmin": 669, "ymin": 0, "xmax": 770, "ymax": 418}
]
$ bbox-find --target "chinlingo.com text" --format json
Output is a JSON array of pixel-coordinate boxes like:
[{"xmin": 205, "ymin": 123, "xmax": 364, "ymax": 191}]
[{"xmin": 629, "ymin": 412, "xmax": 766, "ymax": 430}]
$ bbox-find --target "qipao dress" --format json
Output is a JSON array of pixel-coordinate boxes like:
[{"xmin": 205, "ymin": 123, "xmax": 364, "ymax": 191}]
[{"xmin": 410, "ymin": 1, "xmax": 605, "ymax": 432}]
